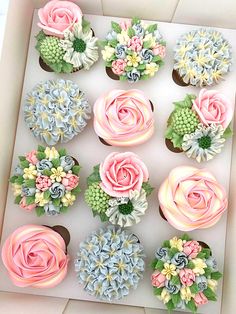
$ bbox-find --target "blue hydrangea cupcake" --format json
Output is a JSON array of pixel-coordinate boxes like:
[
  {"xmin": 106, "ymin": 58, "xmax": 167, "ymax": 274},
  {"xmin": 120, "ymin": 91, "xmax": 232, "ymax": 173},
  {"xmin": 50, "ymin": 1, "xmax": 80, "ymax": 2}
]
[
  {"xmin": 75, "ymin": 226, "xmax": 145, "ymax": 301},
  {"xmin": 173, "ymin": 28, "xmax": 232, "ymax": 87},
  {"xmin": 24, "ymin": 79, "xmax": 91, "ymax": 145}
]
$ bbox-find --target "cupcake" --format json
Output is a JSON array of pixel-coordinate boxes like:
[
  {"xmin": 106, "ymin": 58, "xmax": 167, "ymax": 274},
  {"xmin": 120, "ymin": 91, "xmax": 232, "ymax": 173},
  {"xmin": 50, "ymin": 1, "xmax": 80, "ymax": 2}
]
[
  {"xmin": 165, "ymin": 89, "xmax": 233, "ymax": 162},
  {"xmin": 24, "ymin": 79, "xmax": 91, "ymax": 145},
  {"xmin": 10, "ymin": 146, "xmax": 81, "ymax": 216},
  {"xmin": 173, "ymin": 28, "xmax": 232, "ymax": 87},
  {"xmin": 85, "ymin": 152, "xmax": 153, "ymax": 226},
  {"xmin": 93, "ymin": 89, "xmax": 155, "ymax": 146},
  {"xmin": 158, "ymin": 166, "xmax": 228, "ymax": 231},
  {"xmin": 101, "ymin": 17, "xmax": 166, "ymax": 82},
  {"xmin": 2, "ymin": 224, "xmax": 69, "ymax": 288},
  {"xmin": 150, "ymin": 234, "xmax": 222, "ymax": 313},
  {"xmin": 36, "ymin": 0, "xmax": 99, "ymax": 73},
  {"xmin": 75, "ymin": 226, "xmax": 145, "ymax": 300}
]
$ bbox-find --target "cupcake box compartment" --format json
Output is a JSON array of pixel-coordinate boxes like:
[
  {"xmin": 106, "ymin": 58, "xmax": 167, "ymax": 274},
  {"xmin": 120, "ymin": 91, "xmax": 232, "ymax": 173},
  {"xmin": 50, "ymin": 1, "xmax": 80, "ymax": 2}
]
[{"xmin": 0, "ymin": 9, "xmax": 236, "ymax": 314}]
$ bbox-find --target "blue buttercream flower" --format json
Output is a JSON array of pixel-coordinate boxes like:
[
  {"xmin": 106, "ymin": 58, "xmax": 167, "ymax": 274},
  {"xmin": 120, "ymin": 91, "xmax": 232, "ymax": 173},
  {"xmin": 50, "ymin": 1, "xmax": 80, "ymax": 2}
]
[
  {"xmin": 49, "ymin": 182, "xmax": 65, "ymax": 199},
  {"xmin": 14, "ymin": 165, "xmax": 23, "ymax": 176},
  {"xmin": 206, "ymin": 256, "xmax": 218, "ymax": 271},
  {"xmin": 127, "ymin": 69, "xmax": 141, "ymax": 83},
  {"xmin": 132, "ymin": 23, "xmax": 145, "ymax": 37},
  {"xmin": 106, "ymin": 30, "xmax": 117, "ymax": 41},
  {"xmin": 140, "ymin": 49, "xmax": 153, "ymax": 62},
  {"xmin": 44, "ymin": 203, "xmax": 60, "ymax": 216},
  {"xmin": 171, "ymin": 252, "xmax": 188, "ymax": 269},
  {"xmin": 60, "ymin": 155, "xmax": 75, "ymax": 171},
  {"xmin": 195, "ymin": 275, "xmax": 208, "ymax": 291},
  {"xmin": 155, "ymin": 247, "xmax": 170, "ymax": 261},
  {"xmin": 22, "ymin": 186, "xmax": 36, "ymax": 197},
  {"xmin": 36, "ymin": 159, "xmax": 53, "ymax": 172},
  {"xmin": 115, "ymin": 44, "xmax": 127, "ymax": 59},
  {"xmin": 75, "ymin": 226, "xmax": 145, "ymax": 301},
  {"xmin": 165, "ymin": 280, "xmax": 180, "ymax": 294}
]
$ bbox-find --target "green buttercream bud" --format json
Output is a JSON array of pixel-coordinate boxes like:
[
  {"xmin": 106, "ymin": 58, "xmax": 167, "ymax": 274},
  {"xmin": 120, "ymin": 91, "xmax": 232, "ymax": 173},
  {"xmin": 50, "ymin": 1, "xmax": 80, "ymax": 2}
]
[
  {"xmin": 85, "ymin": 182, "xmax": 110, "ymax": 214},
  {"xmin": 39, "ymin": 36, "xmax": 65, "ymax": 64},
  {"xmin": 172, "ymin": 108, "xmax": 199, "ymax": 135}
]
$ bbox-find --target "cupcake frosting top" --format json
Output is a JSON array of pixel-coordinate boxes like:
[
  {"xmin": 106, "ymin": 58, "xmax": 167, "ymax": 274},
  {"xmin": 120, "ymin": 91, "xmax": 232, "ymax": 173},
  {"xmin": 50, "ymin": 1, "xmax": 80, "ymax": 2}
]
[
  {"xmin": 93, "ymin": 89, "xmax": 155, "ymax": 146},
  {"xmin": 158, "ymin": 166, "xmax": 228, "ymax": 231},
  {"xmin": 1, "ymin": 225, "xmax": 69, "ymax": 288}
]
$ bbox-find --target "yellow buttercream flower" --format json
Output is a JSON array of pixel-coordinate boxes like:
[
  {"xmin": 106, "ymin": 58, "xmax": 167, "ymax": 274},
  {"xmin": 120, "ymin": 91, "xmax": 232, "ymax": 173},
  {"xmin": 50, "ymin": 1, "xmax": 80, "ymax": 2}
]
[
  {"xmin": 101, "ymin": 46, "xmax": 115, "ymax": 61},
  {"xmin": 180, "ymin": 286, "xmax": 194, "ymax": 301},
  {"xmin": 169, "ymin": 236, "xmax": 183, "ymax": 251},
  {"xmin": 117, "ymin": 30, "xmax": 130, "ymax": 45},
  {"xmin": 35, "ymin": 192, "xmax": 49, "ymax": 207},
  {"xmin": 161, "ymin": 263, "xmax": 177, "ymax": 280},
  {"xmin": 143, "ymin": 33, "xmax": 156, "ymax": 48},
  {"xmin": 208, "ymin": 279, "xmax": 218, "ymax": 292},
  {"xmin": 44, "ymin": 147, "xmax": 59, "ymax": 160},
  {"xmin": 23, "ymin": 165, "xmax": 37, "ymax": 180},
  {"xmin": 61, "ymin": 192, "xmax": 76, "ymax": 207},
  {"xmin": 127, "ymin": 53, "xmax": 141, "ymax": 67},
  {"xmin": 159, "ymin": 288, "xmax": 171, "ymax": 304},
  {"xmin": 144, "ymin": 63, "xmax": 159, "ymax": 77},
  {"xmin": 50, "ymin": 167, "xmax": 66, "ymax": 182},
  {"xmin": 12, "ymin": 184, "xmax": 22, "ymax": 196},
  {"xmin": 192, "ymin": 258, "xmax": 207, "ymax": 275}
]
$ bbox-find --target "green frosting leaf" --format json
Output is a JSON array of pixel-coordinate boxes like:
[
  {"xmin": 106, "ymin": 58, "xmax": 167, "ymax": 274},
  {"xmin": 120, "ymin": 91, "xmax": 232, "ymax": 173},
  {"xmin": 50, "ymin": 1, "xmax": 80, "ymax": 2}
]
[
  {"xmin": 87, "ymin": 165, "xmax": 101, "ymax": 186},
  {"xmin": 169, "ymin": 247, "xmax": 179, "ymax": 258},
  {"xmin": 60, "ymin": 206, "xmax": 69, "ymax": 213},
  {"xmin": 42, "ymin": 169, "xmax": 52, "ymax": 176},
  {"xmin": 35, "ymin": 30, "xmax": 46, "ymax": 43},
  {"xmin": 127, "ymin": 27, "xmax": 135, "ymax": 38},
  {"xmin": 36, "ymin": 152, "xmax": 46, "ymax": 161},
  {"xmin": 223, "ymin": 124, "xmax": 233, "ymax": 139},
  {"xmin": 51, "ymin": 158, "xmax": 60, "ymax": 168},
  {"xmin": 154, "ymin": 259, "xmax": 164, "ymax": 271},
  {"xmin": 185, "ymin": 299, "xmax": 197, "ymax": 313},
  {"xmin": 187, "ymin": 261, "xmax": 195, "ymax": 269},
  {"xmin": 162, "ymin": 240, "xmax": 171, "ymax": 248},
  {"xmin": 36, "ymin": 206, "xmax": 45, "ymax": 216},
  {"xmin": 109, "ymin": 39, "xmax": 119, "ymax": 48},
  {"xmin": 142, "ymin": 181, "xmax": 154, "ymax": 196},
  {"xmin": 152, "ymin": 55, "xmax": 162, "ymax": 63},
  {"xmin": 44, "ymin": 190, "xmax": 51, "ymax": 200},
  {"xmin": 143, "ymin": 40, "xmax": 152, "ymax": 49},
  {"xmin": 190, "ymin": 282, "xmax": 200, "ymax": 294},
  {"xmin": 181, "ymin": 234, "xmax": 192, "ymax": 241},
  {"xmin": 203, "ymin": 287, "xmax": 217, "ymax": 301},
  {"xmin": 166, "ymin": 300, "xmax": 175, "ymax": 311},
  {"xmin": 37, "ymin": 145, "xmax": 45, "ymax": 152},
  {"xmin": 18, "ymin": 156, "xmax": 26, "ymax": 162},
  {"xmin": 196, "ymin": 252, "xmax": 206, "ymax": 259},
  {"xmin": 82, "ymin": 17, "xmax": 91, "ymax": 33},
  {"xmin": 71, "ymin": 186, "xmax": 81, "ymax": 196},
  {"xmin": 98, "ymin": 39, "xmax": 108, "ymax": 48},
  {"xmin": 125, "ymin": 66, "xmax": 133, "ymax": 72},
  {"xmin": 20, "ymin": 160, "xmax": 29, "ymax": 169},
  {"xmin": 15, "ymin": 176, "xmax": 24, "ymax": 185},
  {"xmin": 61, "ymin": 61, "xmax": 74, "ymax": 73},
  {"xmin": 171, "ymin": 132, "xmax": 184, "ymax": 148},
  {"xmin": 171, "ymin": 275, "xmax": 180, "ymax": 286},
  {"xmin": 26, "ymin": 196, "xmax": 35, "ymax": 205},
  {"xmin": 211, "ymin": 271, "xmax": 223, "ymax": 280},
  {"xmin": 105, "ymin": 61, "xmax": 113, "ymax": 67},
  {"xmin": 146, "ymin": 24, "xmax": 157, "ymax": 33},
  {"xmin": 173, "ymin": 94, "xmax": 196, "ymax": 110},
  {"xmin": 172, "ymin": 292, "xmax": 181, "ymax": 307},
  {"xmin": 150, "ymin": 258, "xmax": 158, "ymax": 270},
  {"xmin": 131, "ymin": 17, "xmax": 141, "ymax": 25},
  {"xmin": 137, "ymin": 64, "xmax": 146, "ymax": 70},
  {"xmin": 99, "ymin": 212, "xmax": 109, "ymax": 222},
  {"xmin": 119, "ymin": 75, "xmax": 128, "ymax": 81},
  {"xmin": 153, "ymin": 287, "xmax": 163, "ymax": 296},
  {"xmin": 201, "ymin": 248, "xmax": 211, "ymax": 259},
  {"xmin": 24, "ymin": 179, "xmax": 36, "ymax": 188},
  {"xmin": 14, "ymin": 195, "xmax": 22, "ymax": 204},
  {"xmin": 72, "ymin": 165, "xmax": 81, "ymax": 176},
  {"xmin": 204, "ymin": 267, "xmax": 212, "ymax": 278},
  {"xmin": 52, "ymin": 198, "xmax": 61, "ymax": 207},
  {"xmin": 58, "ymin": 148, "xmax": 67, "ymax": 157},
  {"xmin": 9, "ymin": 176, "xmax": 18, "ymax": 183},
  {"xmin": 141, "ymin": 74, "xmax": 150, "ymax": 80},
  {"xmin": 111, "ymin": 21, "xmax": 122, "ymax": 33}
]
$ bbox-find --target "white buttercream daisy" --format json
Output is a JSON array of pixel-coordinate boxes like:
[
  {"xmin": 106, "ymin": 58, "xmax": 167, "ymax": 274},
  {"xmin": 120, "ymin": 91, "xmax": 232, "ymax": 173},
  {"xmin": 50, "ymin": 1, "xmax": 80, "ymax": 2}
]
[{"xmin": 60, "ymin": 23, "xmax": 99, "ymax": 70}]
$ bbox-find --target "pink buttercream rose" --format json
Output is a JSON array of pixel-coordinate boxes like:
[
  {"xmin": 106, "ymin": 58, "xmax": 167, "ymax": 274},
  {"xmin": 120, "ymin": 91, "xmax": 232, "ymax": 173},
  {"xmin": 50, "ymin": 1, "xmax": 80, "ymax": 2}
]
[
  {"xmin": 128, "ymin": 36, "xmax": 143, "ymax": 52},
  {"xmin": 37, "ymin": 0, "xmax": 83, "ymax": 38},
  {"xmin": 112, "ymin": 59, "xmax": 127, "ymax": 75},
  {"xmin": 93, "ymin": 89, "xmax": 154, "ymax": 146},
  {"xmin": 119, "ymin": 20, "xmax": 132, "ymax": 30},
  {"xmin": 99, "ymin": 152, "xmax": 149, "ymax": 197},
  {"xmin": 20, "ymin": 197, "xmax": 36, "ymax": 211},
  {"xmin": 194, "ymin": 292, "xmax": 208, "ymax": 306},
  {"xmin": 36, "ymin": 175, "xmax": 52, "ymax": 191},
  {"xmin": 158, "ymin": 166, "xmax": 228, "ymax": 231},
  {"xmin": 26, "ymin": 150, "xmax": 38, "ymax": 165},
  {"xmin": 1, "ymin": 225, "xmax": 69, "ymax": 288},
  {"xmin": 179, "ymin": 268, "xmax": 196, "ymax": 286},
  {"xmin": 152, "ymin": 44, "xmax": 166, "ymax": 58},
  {"xmin": 151, "ymin": 270, "xmax": 166, "ymax": 288},
  {"xmin": 62, "ymin": 173, "xmax": 79, "ymax": 190},
  {"xmin": 183, "ymin": 241, "xmax": 202, "ymax": 259},
  {"xmin": 192, "ymin": 89, "xmax": 233, "ymax": 129}
]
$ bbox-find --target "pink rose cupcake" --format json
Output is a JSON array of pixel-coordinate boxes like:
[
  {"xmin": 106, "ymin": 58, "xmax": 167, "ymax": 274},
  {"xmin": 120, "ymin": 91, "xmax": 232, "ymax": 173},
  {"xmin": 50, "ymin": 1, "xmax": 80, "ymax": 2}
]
[
  {"xmin": 151, "ymin": 234, "xmax": 222, "ymax": 312},
  {"xmin": 165, "ymin": 90, "xmax": 233, "ymax": 162},
  {"xmin": 93, "ymin": 89, "xmax": 155, "ymax": 147},
  {"xmin": 1, "ymin": 225, "xmax": 70, "ymax": 288},
  {"xmin": 158, "ymin": 166, "xmax": 228, "ymax": 231},
  {"xmin": 85, "ymin": 152, "xmax": 154, "ymax": 227}
]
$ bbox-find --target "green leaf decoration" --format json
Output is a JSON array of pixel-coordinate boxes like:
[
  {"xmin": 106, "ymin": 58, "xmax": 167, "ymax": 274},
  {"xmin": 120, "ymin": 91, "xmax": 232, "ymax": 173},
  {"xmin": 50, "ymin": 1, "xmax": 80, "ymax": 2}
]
[
  {"xmin": 201, "ymin": 248, "xmax": 211, "ymax": 259},
  {"xmin": 18, "ymin": 156, "xmax": 26, "ymax": 162},
  {"xmin": 190, "ymin": 282, "xmax": 200, "ymax": 294},
  {"xmin": 185, "ymin": 299, "xmax": 197, "ymax": 313},
  {"xmin": 162, "ymin": 240, "xmax": 171, "ymax": 248},
  {"xmin": 119, "ymin": 75, "xmax": 127, "ymax": 81},
  {"xmin": 153, "ymin": 287, "xmax": 163, "ymax": 296},
  {"xmin": 35, "ymin": 30, "xmax": 46, "ymax": 42},
  {"xmin": 127, "ymin": 27, "xmax": 135, "ymax": 38},
  {"xmin": 24, "ymin": 179, "xmax": 36, "ymax": 188},
  {"xmin": 52, "ymin": 198, "xmax": 61, "ymax": 207},
  {"xmin": 166, "ymin": 300, "xmax": 175, "ymax": 311},
  {"xmin": 223, "ymin": 125, "xmax": 233, "ymax": 139},
  {"xmin": 87, "ymin": 164, "xmax": 101, "ymax": 186},
  {"xmin": 99, "ymin": 212, "xmax": 109, "ymax": 222},
  {"xmin": 142, "ymin": 181, "xmax": 154, "ymax": 196},
  {"xmin": 14, "ymin": 195, "xmax": 22, "ymax": 204},
  {"xmin": 98, "ymin": 39, "xmax": 108, "ymax": 48},
  {"xmin": 51, "ymin": 158, "xmax": 60, "ymax": 168},
  {"xmin": 26, "ymin": 196, "xmax": 35, "ymax": 205},
  {"xmin": 203, "ymin": 287, "xmax": 217, "ymax": 301},
  {"xmin": 71, "ymin": 186, "xmax": 81, "ymax": 196},
  {"xmin": 137, "ymin": 64, "xmax": 146, "ymax": 70},
  {"xmin": 82, "ymin": 17, "xmax": 91, "ymax": 33},
  {"xmin": 37, "ymin": 145, "xmax": 45, "ymax": 152},
  {"xmin": 172, "ymin": 292, "xmax": 181, "ymax": 307},
  {"xmin": 131, "ymin": 17, "xmax": 141, "ymax": 25},
  {"xmin": 9, "ymin": 176, "xmax": 18, "ymax": 183},
  {"xmin": 42, "ymin": 169, "xmax": 52, "ymax": 176},
  {"xmin": 187, "ymin": 261, "xmax": 195, "ymax": 269},
  {"xmin": 36, "ymin": 206, "xmax": 45, "ymax": 217},
  {"xmin": 169, "ymin": 247, "xmax": 179, "ymax": 258},
  {"xmin": 44, "ymin": 190, "xmax": 51, "ymax": 200},
  {"xmin": 125, "ymin": 66, "xmax": 133, "ymax": 72},
  {"xmin": 143, "ymin": 40, "xmax": 152, "ymax": 49},
  {"xmin": 15, "ymin": 176, "xmax": 24, "ymax": 185},
  {"xmin": 60, "ymin": 206, "xmax": 69, "ymax": 213},
  {"xmin": 204, "ymin": 267, "xmax": 212, "ymax": 278},
  {"xmin": 152, "ymin": 55, "xmax": 162, "ymax": 63},
  {"xmin": 72, "ymin": 165, "xmax": 81, "ymax": 176},
  {"xmin": 171, "ymin": 132, "xmax": 184, "ymax": 148},
  {"xmin": 171, "ymin": 275, "xmax": 180, "ymax": 286},
  {"xmin": 150, "ymin": 258, "xmax": 158, "ymax": 270},
  {"xmin": 146, "ymin": 23, "xmax": 157, "ymax": 33},
  {"xmin": 157, "ymin": 59, "xmax": 164, "ymax": 67},
  {"xmin": 159, "ymin": 39, "xmax": 166, "ymax": 46},
  {"xmin": 36, "ymin": 152, "xmax": 46, "ymax": 161},
  {"xmin": 109, "ymin": 39, "xmax": 118, "ymax": 48},
  {"xmin": 61, "ymin": 61, "xmax": 73, "ymax": 73},
  {"xmin": 111, "ymin": 21, "xmax": 122, "ymax": 33},
  {"xmin": 196, "ymin": 252, "xmax": 206, "ymax": 259},
  {"xmin": 20, "ymin": 160, "xmax": 29, "ymax": 169},
  {"xmin": 211, "ymin": 271, "xmax": 223, "ymax": 280},
  {"xmin": 105, "ymin": 61, "xmax": 113, "ymax": 67},
  {"xmin": 173, "ymin": 94, "xmax": 196, "ymax": 110},
  {"xmin": 141, "ymin": 74, "xmax": 150, "ymax": 80},
  {"xmin": 154, "ymin": 259, "xmax": 164, "ymax": 271},
  {"xmin": 181, "ymin": 234, "xmax": 191, "ymax": 241}
]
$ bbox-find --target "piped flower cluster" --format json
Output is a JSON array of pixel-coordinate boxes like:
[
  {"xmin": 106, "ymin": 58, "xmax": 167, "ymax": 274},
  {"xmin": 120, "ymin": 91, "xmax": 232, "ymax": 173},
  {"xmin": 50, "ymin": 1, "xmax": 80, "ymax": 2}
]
[
  {"xmin": 36, "ymin": 0, "xmax": 98, "ymax": 73},
  {"xmin": 85, "ymin": 152, "xmax": 153, "ymax": 227},
  {"xmin": 165, "ymin": 89, "xmax": 233, "ymax": 162},
  {"xmin": 101, "ymin": 17, "xmax": 166, "ymax": 82},
  {"xmin": 151, "ymin": 235, "xmax": 222, "ymax": 313},
  {"xmin": 174, "ymin": 28, "xmax": 232, "ymax": 86},
  {"xmin": 10, "ymin": 146, "xmax": 81, "ymax": 216},
  {"xmin": 75, "ymin": 226, "xmax": 145, "ymax": 301}
]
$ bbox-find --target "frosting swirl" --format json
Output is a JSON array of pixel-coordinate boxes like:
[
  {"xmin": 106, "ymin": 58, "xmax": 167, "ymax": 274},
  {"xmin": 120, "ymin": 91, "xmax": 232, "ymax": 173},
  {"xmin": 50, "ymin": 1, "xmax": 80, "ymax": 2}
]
[
  {"xmin": 1, "ymin": 225, "xmax": 69, "ymax": 288},
  {"xmin": 93, "ymin": 90, "xmax": 154, "ymax": 146},
  {"xmin": 158, "ymin": 166, "xmax": 227, "ymax": 231}
]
